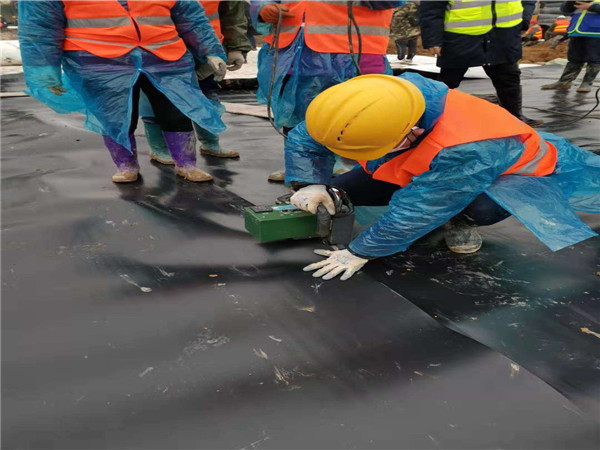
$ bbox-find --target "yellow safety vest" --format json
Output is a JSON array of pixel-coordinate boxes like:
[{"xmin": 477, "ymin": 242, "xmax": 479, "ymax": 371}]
[{"xmin": 445, "ymin": 0, "xmax": 524, "ymax": 36}]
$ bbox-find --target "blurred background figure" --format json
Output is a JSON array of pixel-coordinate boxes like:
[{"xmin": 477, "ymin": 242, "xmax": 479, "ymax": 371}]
[
  {"xmin": 546, "ymin": 15, "xmax": 571, "ymax": 48},
  {"xmin": 390, "ymin": 1, "xmax": 420, "ymax": 64},
  {"xmin": 522, "ymin": 17, "xmax": 544, "ymax": 46}
]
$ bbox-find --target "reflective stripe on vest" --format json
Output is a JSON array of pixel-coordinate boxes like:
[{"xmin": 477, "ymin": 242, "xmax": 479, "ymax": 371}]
[
  {"xmin": 569, "ymin": 0, "xmax": 600, "ymax": 36},
  {"xmin": 526, "ymin": 24, "xmax": 542, "ymax": 39},
  {"xmin": 199, "ymin": 0, "xmax": 223, "ymax": 44},
  {"xmin": 445, "ymin": 0, "xmax": 523, "ymax": 35},
  {"xmin": 264, "ymin": 1, "xmax": 392, "ymax": 54},
  {"xmin": 358, "ymin": 90, "xmax": 557, "ymax": 187},
  {"xmin": 63, "ymin": 0, "xmax": 186, "ymax": 61},
  {"xmin": 553, "ymin": 18, "xmax": 570, "ymax": 34}
]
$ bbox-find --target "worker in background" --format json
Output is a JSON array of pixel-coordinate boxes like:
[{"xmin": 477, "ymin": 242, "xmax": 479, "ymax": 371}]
[
  {"xmin": 142, "ymin": 0, "xmax": 252, "ymax": 167},
  {"xmin": 390, "ymin": 1, "xmax": 421, "ymax": 64},
  {"xmin": 284, "ymin": 74, "xmax": 600, "ymax": 281},
  {"xmin": 546, "ymin": 15, "xmax": 571, "ymax": 49},
  {"xmin": 18, "ymin": 0, "xmax": 226, "ymax": 183},
  {"xmin": 522, "ymin": 17, "xmax": 544, "ymax": 46},
  {"xmin": 251, "ymin": 0, "xmax": 402, "ymax": 182},
  {"xmin": 420, "ymin": 0, "xmax": 543, "ymax": 127},
  {"xmin": 542, "ymin": 1, "xmax": 600, "ymax": 93}
]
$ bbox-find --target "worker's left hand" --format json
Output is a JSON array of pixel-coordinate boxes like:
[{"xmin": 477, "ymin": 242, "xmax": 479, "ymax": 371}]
[
  {"xmin": 207, "ymin": 56, "xmax": 227, "ymax": 81},
  {"xmin": 290, "ymin": 184, "xmax": 336, "ymax": 215},
  {"xmin": 226, "ymin": 51, "xmax": 245, "ymax": 71},
  {"xmin": 303, "ymin": 249, "xmax": 368, "ymax": 281},
  {"xmin": 575, "ymin": 1, "xmax": 591, "ymax": 10}
]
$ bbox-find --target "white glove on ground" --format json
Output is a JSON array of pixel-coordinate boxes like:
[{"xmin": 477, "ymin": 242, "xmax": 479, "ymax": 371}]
[
  {"xmin": 207, "ymin": 56, "xmax": 227, "ymax": 81},
  {"xmin": 303, "ymin": 249, "xmax": 368, "ymax": 281},
  {"xmin": 290, "ymin": 185, "xmax": 336, "ymax": 215},
  {"xmin": 227, "ymin": 51, "xmax": 245, "ymax": 71}
]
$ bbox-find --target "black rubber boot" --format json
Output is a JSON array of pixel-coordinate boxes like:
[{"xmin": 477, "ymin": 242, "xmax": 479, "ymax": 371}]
[
  {"xmin": 443, "ymin": 217, "xmax": 483, "ymax": 254},
  {"xmin": 577, "ymin": 64, "xmax": 600, "ymax": 93},
  {"xmin": 497, "ymin": 87, "xmax": 544, "ymax": 127},
  {"xmin": 541, "ymin": 62, "xmax": 584, "ymax": 90}
]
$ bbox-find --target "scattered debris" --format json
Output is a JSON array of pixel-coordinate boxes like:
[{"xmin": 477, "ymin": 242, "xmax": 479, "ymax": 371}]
[
  {"xmin": 181, "ymin": 329, "xmax": 230, "ymax": 356},
  {"xmin": 428, "ymin": 363, "xmax": 442, "ymax": 367},
  {"xmin": 138, "ymin": 367, "xmax": 154, "ymax": 378},
  {"xmin": 510, "ymin": 363, "xmax": 520, "ymax": 378},
  {"xmin": 120, "ymin": 274, "xmax": 152, "ymax": 293},
  {"xmin": 157, "ymin": 267, "xmax": 175, "ymax": 277},
  {"xmin": 580, "ymin": 327, "xmax": 600, "ymax": 339},
  {"xmin": 253, "ymin": 348, "xmax": 269, "ymax": 360},
  {"xmin": 298, "ymin": 305, "xmax": 316, "ymax": 313},
  {"xmin": 273, "ymin": 366, "xmax": 290, "ymax": 385},
  {"xmin": 413, "ymin": 371, "xmax": 424, "ymax": 376},
  {"xmin": 209, "ymin": 274, "xmax": 219, "ymax": 278},
  {"xmin": 268, "ymin": 335, "xmax": 283, "ymax": 343},
  {"xmin": 386, "ymin": 270, "xmax": 394, "ymax": 276},
  {"xmin": 217, "ymin": 283, "xmax": 227, "ymax": 287}
]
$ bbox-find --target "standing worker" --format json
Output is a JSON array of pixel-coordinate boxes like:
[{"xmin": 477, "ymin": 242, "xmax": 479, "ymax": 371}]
[
  {"xmin": 546, "ymin": 15, "xmax": 571, "ymax": 49},
  {"xmin": 143, "ymin": 0, "xmax": 252, "ymax": 165},
  {"xmin": 420, "ymin": 0, "xmax": 543, "ymax": 127},
  {"xmin": 390, "ymin": 1, "xmax": 421, "ymax": 64},
  {"xmin": 251, "ymin": 0, "xmax": 402, "ymax": 182},
  {"xmin": 542, "ymin": 1, "xmax": 600, "ymax": 93},
  {"xmin": 18, "ymin": 0, "xmax": 227, "ymax": 183},
  {"xmin": 283, "ymin": 74, "xmax": 600, "ymax": 281}
]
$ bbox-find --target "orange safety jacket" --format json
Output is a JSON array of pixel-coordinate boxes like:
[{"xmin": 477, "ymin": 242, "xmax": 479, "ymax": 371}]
[
  {"xmin": 553, "ymin": 18, "xmax": 570, "ymax": 34},
  {"xmin": 264, "ymin": 1, "xmax": 393, "ymax": 54},
  {"xmin": 359, "ymin": 90, "xmax": 557, "ymax": 187},
  {"xmin": 62, "ymin": 0, "xmax": 187, "ymax": 61},
  {"xmin": 525, "ymin": 24, "xmax": 543, "ymax": 40},
  {"xmin": 199, "ymin": 0, "xmax": 223, "ymax": 44}
]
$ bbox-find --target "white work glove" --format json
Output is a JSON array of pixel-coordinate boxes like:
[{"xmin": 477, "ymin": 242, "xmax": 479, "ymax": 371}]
[
  {"xmin": 226, "ymin": 50, "xmax": 245, "ymax": 71},
  {"xmin": 207, "ymin": 56, "xmax": 227, "ymax": 81},
  {"xmin": 290, "ymin": 185, "xmax": 336, "ymax": 215},
  {"xmin": 303, "ymin": 249, "xmax": 368, "ymax": 281}
]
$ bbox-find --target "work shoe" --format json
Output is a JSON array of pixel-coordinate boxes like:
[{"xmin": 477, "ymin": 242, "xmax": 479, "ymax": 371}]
[
  {"xmin": 143, "ymin": 121, "xmax": 174, "ymax": 165},
  {"xmin": 541, "ymin": 62, "xmax": 584, "ymax": 90},
  {"xmin": 443, "ymin": 218, "xmax": 483, "ymax": 254},
  {"xmin": 496, "ymin": 87, "xmax": 544, "ymax": 127},
  {"xmin": 520, "ymin": 115, "xmax": 545, "ymax": 127},
  {"xmin": 104, "ymin": 135, "xmax": 140, "ymax": 183},
  {"xmin": 194, "ymin": 122, "xmax": 240, "ymax": 159},
  {"xmin": 268, "ymin": 170, "xmax": 285, "ymax": 182},
  {"xmin": 577, "ymin": 64, "xmax": 600, "ymax": 93},
  {"xmin": 163, "ymin": 131, "xmax": 213, "ymax": 183}
]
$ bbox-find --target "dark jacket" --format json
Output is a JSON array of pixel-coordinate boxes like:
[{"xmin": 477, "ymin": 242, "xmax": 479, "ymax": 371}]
[{"xmin": 420, "ymin": 1, "xmax": 536, "ymax": 68}]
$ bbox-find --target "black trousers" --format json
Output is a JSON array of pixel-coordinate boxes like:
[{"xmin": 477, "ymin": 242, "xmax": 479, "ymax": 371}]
[
  {"xmin": 395, "ymin": 37, "xmax": 418, "ymax": 60},
  {"xmin": 129, "ymin": 74, "xmax": 192, "ymax": 134},
  {"xmin": 439, "ymin": 61, "xmax": 521, "ymax": 91},
  {"xmin": 332, "ymin": 166, "xmax": 511, "ymax": 227},
  {"xmin": 568, "ymin": 37, "xmax": 600, "ymax": 64}
]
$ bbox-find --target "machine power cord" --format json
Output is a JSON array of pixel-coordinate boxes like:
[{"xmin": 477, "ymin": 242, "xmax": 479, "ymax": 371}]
[
  {"xmin": 347, "ymin": 1, "xmax": 362, "ymax": 76},
  {"xmin": 542, "ymin": 86, "xmax": 600, "ymax": 129},
  {"xmin": 266, "ymin": 7, "xmax": 287, "ymax": 138}
]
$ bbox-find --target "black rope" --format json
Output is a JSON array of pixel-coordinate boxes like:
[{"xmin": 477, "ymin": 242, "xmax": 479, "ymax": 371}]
[{"xmin": 347, "ymin": 1, "xmax": 362, "ymax": 76}]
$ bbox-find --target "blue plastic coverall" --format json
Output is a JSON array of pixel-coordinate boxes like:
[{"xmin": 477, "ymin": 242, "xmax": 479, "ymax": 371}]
[
  {"xmin": 18, "ymin": 0, "xmax": 227, "ymax": 150},
  {"xmin": 285, "ymin": 73, "xmax": 600, "ymax": 257},
  {"xmin": 250, "ymin": 0, "xmax": 403, "ymax": 129}
]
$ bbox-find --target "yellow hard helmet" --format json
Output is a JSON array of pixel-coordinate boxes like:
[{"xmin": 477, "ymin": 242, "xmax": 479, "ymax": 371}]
[{"xmin": 305, "ymin": 75, "xmax": 426, "ymax": 161}]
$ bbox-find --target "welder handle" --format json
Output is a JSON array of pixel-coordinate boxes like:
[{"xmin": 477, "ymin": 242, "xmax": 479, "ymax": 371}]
[{"xmin": 316, "ymin": 204, "xmax": 332, "ymax": 237}]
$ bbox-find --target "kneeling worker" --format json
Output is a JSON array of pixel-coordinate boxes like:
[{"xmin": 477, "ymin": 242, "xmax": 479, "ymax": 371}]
[{"xmin": 285, "ymin": 74, "xmax": 600, "ymax": 281}]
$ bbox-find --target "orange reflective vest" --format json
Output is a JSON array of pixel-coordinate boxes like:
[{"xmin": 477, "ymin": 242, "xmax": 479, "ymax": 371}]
[
  {"xmin": 553, "ymin": 18, "xmax": 570, "ymax": 34},
  {"xmin": 62, "ymin": 0, "xmax": 187, "ymax": 61},
  {"xmin": 526, "ymin": 24, "xmax": 543, "ymax": 40},
  {"xmin": 199, "ymin": 0, "xmax": 223, "ymax": 44},
  {"xmin": 264, "ymin": 1, "xmax": 393, "ymax": 54},
  {"xmin": 359, "ymin": 90, "xmax": 557, "ymax": 187}
]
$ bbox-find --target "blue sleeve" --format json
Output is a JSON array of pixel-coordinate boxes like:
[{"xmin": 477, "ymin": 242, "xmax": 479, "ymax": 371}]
[
  {"xmin": 359, "ymin": 1, "xmax": 404, "ymax": 10},
  {"xmin": 18, "ymin": 0, "xmax": 65, "ymax": 88},
  {"xmin": 250, "ymin": 0, "xmax": 276, "ymax": 35},
  {"xmin": 284, "ymin": 121, "xmax": 336, "ymax": 186},
  {"xmin": 349, "ymin": 137, "xmax": 524, "ymax": 258},
  {"xmin": 171, "ymin": 0, "xmax": 226, "ymax": 62}
]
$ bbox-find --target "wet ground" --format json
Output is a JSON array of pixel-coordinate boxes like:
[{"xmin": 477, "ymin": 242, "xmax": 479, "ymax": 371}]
[{"xmin": 2, "ymin": 66, "xmax": 599, "ymax": 449}]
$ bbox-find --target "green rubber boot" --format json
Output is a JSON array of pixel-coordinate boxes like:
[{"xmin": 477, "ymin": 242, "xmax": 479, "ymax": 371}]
[
  {"xmin": 193, "ymin": 123, "xmax": 239, "ymax": 158},
  {"xmin": 143, "ymin": 121, "xmax": 174, "ymax": 165}
]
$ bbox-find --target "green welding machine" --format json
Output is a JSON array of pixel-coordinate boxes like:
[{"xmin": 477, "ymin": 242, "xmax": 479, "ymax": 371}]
[{"xmin": 244, "ymin": 187, "xmax": 355, "ymax": 247}]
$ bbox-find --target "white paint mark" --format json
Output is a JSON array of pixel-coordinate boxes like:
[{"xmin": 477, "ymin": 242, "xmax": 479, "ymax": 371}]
[
  {"xmin": 138, "ymin": 367, "xmax": 154, "ymax": 378},
  {"xmin": 253, "ymin": 348, "xmax": 269, "ymax": 359},
  {"xmin": 120, "ymin": 274, "xmax": 152, "ymax": 293},
  {"xmin": 268, "ymin": 335, "xmax": 282, "ymax": 343},
  {"xmin": 157, "ymin": 267, "xmax": 175, "ymax": 278}
]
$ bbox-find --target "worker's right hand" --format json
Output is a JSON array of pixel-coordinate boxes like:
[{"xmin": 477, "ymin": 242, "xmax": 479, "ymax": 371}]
[
  {"xmin": 259, "ymin": 4, "xmax": 294, "ymax": 24},
  {"xmin": 429, "ymin": 46, "xmax": 442, "ymax": 57},
  {"xmin": 290, "ymin": 185, "xmax": 336, "ymax": 215},
  {"xmin": 47, "ymin": 86, "xmax": 66, "ymax": 96},
  {"xmin": 207, "ymin": 56, "xmax": 227, "ymax": 81}
]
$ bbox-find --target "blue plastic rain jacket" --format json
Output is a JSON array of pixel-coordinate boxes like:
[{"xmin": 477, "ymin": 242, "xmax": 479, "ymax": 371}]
[
  {"xmin": 285, "ymin": 73, "xmax": 600, "ymax": 257},
  {"xmin": 250, "ymin": 1, "xmax": 402, "ymax": 129},
  {"xmin": 18, "ymin": 1, "xmax": 227, "ymax": 150}
]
